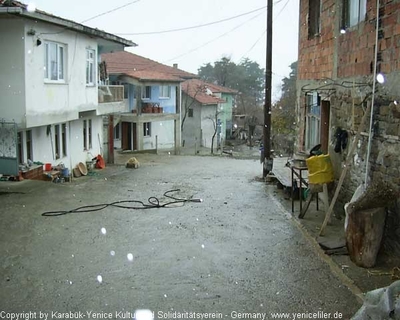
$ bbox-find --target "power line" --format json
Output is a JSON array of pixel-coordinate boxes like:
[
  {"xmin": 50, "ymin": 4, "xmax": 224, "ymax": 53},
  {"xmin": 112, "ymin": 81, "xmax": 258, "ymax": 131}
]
[
  {"xmin": 237, "ymin": 0, "xmax": 291, "ymax": 62},
  {"xmin": 162, "ymin": 11, "xmax": 265, "ymax": 64},
  {"xmin": 81, "ymin": 0, "xmax": 141, "ymax": 23},
  {"xmin": 115, "ymin": 0, "xmax": 285, "ymax": 36},
  {"xmin": 116, "ymin": 5, "xmax": 267, "ymax": 35},
  {"xmin": 39, "ymin": 0, "xmax": 142, "ymax": 35}
]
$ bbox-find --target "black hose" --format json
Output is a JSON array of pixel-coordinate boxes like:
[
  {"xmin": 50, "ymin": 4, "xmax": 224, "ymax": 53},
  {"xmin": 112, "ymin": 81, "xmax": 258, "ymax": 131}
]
[{"xmin": 41, "ymin": 189, "xmax": 202, "ymax": 217}]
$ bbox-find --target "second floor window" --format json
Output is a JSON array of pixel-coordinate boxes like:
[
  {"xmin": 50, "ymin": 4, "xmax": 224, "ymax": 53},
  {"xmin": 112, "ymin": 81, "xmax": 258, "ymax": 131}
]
[
  {"xmin": 159, "ymin": 85, "xmax": 170, "ymax": 98},
  {"xmin": 343, "ymin": 0, "xmax": 367, "ymax": 28},
  {"xmin": 44, "ymin": 42, "xmax": 65, "ymax": 82},
  {"xmin": 308, "ymin": 0, "xmax": 321, "ymax": 39},
  {"xmin": 142, "ymin": 86, "xmax": 151, "ymax": 100},
  {"xmin": 86, "ymin": 49, "xmax": 95, "ymax": 85}
]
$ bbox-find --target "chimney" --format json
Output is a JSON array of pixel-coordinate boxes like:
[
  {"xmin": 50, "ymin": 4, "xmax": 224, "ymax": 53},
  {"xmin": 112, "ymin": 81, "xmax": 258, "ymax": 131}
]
[{"xmin": 173, "ymin": 63, "xmax": 178, "ymax": 69}]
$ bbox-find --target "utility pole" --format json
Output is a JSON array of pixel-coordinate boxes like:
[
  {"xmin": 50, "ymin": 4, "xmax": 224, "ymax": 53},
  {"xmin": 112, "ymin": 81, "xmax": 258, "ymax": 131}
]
[{"xmin": 263, "ymin": 0, "xmax": 273, "ymax": 177}]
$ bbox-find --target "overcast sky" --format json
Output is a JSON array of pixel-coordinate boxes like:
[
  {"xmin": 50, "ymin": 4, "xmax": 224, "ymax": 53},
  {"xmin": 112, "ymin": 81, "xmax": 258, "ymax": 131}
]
[{"xmin": 31, "ymin": 0, "xmax": 299, "ymax": 100}]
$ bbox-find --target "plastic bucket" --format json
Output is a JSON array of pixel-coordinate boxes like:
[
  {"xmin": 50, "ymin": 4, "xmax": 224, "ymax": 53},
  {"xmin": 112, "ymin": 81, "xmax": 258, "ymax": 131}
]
[
  {"xmin": 44, "ymin": 163, "xmax": 52, "ymax": 171},
  {"xmin": 61, "ymin": 168, "xmax": 69, "ymax": 177}
]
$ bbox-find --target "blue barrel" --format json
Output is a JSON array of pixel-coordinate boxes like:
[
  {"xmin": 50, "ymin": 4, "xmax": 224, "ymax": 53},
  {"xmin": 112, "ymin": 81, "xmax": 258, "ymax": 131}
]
[{"xmin": 61, "ymin": 168, "xmax": 69, "ymax": 177}]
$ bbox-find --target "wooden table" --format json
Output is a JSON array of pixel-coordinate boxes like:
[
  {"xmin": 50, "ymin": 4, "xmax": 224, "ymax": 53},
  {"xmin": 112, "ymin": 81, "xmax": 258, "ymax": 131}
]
[{"xmin": 290, "ymin": 165, "xmax": 309, "ymax": 213}]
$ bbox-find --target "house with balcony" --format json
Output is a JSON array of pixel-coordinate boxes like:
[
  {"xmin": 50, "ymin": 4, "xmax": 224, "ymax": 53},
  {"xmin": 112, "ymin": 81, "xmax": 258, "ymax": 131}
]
[
  {"xmin": 0, "ymin": 0, "xmax": 135, "ymax": 177},
  {"xmin": 101, "ymin": 51, "xmax": 197, "ymax": 153},
  {"xmin": 181, "ymin": 79, "xmax": 230, "ymax": 151},
  {"xmin": 297, "ymin": 1, "xmax": 400, "ymax": 254}
]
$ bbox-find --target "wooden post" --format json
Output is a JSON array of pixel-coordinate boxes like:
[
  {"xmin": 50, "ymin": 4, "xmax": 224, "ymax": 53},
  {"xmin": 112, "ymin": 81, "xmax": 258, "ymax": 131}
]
[
  {"xmin": 155, "ymin": 135, "xmax": 158, "ymax": 154},
  {"xmin": 108, "ymin": 115, "xmax": 114, "ymax": 164},
  {"xmin": 346, "ymin": 207, "xmax": 386, "ymax": 268},
  {"xmin": 319, "ymin": 102, "xmax": 372, "ymax": 236}
]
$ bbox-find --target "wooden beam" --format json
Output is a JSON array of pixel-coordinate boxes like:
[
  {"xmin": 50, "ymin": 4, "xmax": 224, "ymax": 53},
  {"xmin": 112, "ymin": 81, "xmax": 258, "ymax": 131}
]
[{"xmin": 319, "ymin": 101, "xmax": 371, "ymax": 236}]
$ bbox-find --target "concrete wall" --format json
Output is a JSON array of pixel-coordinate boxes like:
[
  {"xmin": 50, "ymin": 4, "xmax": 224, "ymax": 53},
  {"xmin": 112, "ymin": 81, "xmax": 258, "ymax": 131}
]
[
  {"xmin": 201, "ymin": 104, "xmax": 218, "ymax": 149},
  {"xmin": 142, "ymin": 120, "xmax": 175, "ymax": 150},
  {"xmin": 182, "ymin": 100, "xmax": 202, "ymax": 148},
  {"xmin": 29, "ymin": 116, "xmax": 103, "ymax": 170},
  {"xmin": 23, "ymin": 20, "xmax": 99, "ymax": 128},
  {"xmin": 0, "ymin": 18, "xmax": 26, "ymax": 125}
]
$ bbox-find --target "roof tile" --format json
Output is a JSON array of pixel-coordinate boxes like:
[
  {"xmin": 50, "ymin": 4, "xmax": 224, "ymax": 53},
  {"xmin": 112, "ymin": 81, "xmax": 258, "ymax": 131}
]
[{"xmin": 102, "ymin": 51, "xmax": 197, "ymax": 82}]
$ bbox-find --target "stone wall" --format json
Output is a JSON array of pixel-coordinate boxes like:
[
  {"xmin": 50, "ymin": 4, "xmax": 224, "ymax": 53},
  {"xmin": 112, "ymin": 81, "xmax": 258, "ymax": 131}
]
[
  {"xmin": 322, "ymin": 87, "xmax": 400, "ymax": 257},
  {"xmin": 297, "ymin": 0, "xmax": 400, "ymax": 257}
]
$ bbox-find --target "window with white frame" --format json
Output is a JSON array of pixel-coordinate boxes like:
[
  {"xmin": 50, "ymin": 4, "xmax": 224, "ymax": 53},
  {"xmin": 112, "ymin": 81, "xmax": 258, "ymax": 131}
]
[
  {"xmin": 143, "ymin": 122, "xmax": 151, "ymax": 137},
  {"xmin": 88, "ymin": 119, "xmax": 92, "ymax": 149},
  {"xmin": 86, "ymin": 49, "xmax": 96, "ymax": 85},
  {"xmin": 83, "ymin": 119, "xmax": 92, "ymax": 151},
  {"xmin": 54, "ymin": 123, "xmax": 67, "ymax": 159},
  {"xmin": 342, "ymin": 0, "xmax": 367, "ymax": 28},
  {"xmin": 142, "ymin": 86, "xmax": 151, "ymax": 100},
  {"xmin": 55, "ymin": 124, "xmax": 60, "ymax": 159},
  {"xmin": 115, "ymin": 123, "xmax": 120, "ymax": 140},
  {"xmin": 305, "ymin": 93, "xmax": 321, "ymax": 150},
  {"xmin": 159, "ymin": 85, "xmax": 170, "ymax": 98},
  {"xmin": 62, "ymin": 123, "xmax": 67, "ymax": 157},
  {"xmin": 44, "ymin": 41, "xmax": 65, "ymax": 82}
]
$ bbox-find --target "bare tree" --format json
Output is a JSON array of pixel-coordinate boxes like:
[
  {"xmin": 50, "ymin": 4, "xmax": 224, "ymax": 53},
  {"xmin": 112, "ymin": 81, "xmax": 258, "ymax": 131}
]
[
  {"xmin": 181, "ymin": 82, "xmax": 205, "ymax": 132},
  {"xmin": 205, "ymin": 105, "xmax": 224, "ymax": 155},
  {"xmin": 244, "ymin": 105, "xmax": 263, "ymax": 147}
]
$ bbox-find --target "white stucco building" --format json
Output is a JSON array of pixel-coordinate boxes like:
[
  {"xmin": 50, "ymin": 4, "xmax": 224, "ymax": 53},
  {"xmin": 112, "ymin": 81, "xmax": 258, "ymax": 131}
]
[{"xmin": 0, "ymin": 1, "xmax": 135, "ymax": 176}]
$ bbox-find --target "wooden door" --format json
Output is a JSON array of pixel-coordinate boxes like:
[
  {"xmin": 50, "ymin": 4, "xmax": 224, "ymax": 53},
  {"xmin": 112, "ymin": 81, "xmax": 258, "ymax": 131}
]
[{"xmin": 122, "ymin": 122, "xmax": 129, "ymax": 150}]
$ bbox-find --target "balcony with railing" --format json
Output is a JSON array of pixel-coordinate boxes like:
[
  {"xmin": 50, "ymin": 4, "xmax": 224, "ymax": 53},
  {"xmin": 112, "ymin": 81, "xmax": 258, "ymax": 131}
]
[
  {"xmin": 98, "ymin": 85, "xmax": 124, "ymax": 103},
  {"xmin": 97, "ymin": 85, "xmax": 127, "ymax": 115}
]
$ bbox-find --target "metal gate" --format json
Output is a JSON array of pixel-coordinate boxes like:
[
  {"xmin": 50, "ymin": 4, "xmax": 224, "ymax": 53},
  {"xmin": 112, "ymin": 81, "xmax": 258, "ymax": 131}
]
[{"xmin": 0, "ymin": 120, "xmax": 18, "ymax": 176}]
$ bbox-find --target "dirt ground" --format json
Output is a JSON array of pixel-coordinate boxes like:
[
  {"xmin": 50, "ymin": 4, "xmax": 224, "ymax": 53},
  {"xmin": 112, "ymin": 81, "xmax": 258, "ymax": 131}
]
[{"xmin": 1, "ymin": 153, "xmax": 362, "ymax": 319}]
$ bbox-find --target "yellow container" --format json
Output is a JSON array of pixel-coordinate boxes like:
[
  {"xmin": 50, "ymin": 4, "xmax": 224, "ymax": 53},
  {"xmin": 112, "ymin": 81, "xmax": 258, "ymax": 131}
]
[{"xmin": 306, "ymin": 154, "xmax": 334, "ymax": 184}]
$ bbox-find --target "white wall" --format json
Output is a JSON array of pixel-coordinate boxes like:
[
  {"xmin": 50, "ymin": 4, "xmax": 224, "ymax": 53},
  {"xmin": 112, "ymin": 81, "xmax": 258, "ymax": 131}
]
[
  {"xmin": 143, "ymin": 120, "xmax": 175, "ymax": 150},
  {"xmin": 182, "ymin": 100, "xmax": 202, "ymax": 148},
  {"xmin": 0, "ymin": 19, "xmax": 26, "ymax": 125},
  {"xmin": 24, "ymin": 20, "xmax": 99, "ymax": 128},
  {"xmin": 31, "ymin": 116, "xmax": 103, "ymax": 170},
  {"xmin": 201, "ymin": 105, "xmax": 217, "ymax": 148}
]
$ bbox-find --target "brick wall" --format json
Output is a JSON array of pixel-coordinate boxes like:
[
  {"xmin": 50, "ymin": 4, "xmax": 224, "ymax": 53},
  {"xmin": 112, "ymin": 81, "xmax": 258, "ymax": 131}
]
[
  {"xmin": 299, "ymin": 0, "xmax": 400, "ymax": 80},
  {"xmin": 298, "ymin": 0, "xmax": 336, "ymax": 80}
]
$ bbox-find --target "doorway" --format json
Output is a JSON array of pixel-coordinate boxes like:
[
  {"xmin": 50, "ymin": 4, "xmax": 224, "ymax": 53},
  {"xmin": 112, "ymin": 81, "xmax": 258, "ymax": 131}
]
[{"xmin": 121, "ymin": 122, "xmax": 137, "ymax": 150}]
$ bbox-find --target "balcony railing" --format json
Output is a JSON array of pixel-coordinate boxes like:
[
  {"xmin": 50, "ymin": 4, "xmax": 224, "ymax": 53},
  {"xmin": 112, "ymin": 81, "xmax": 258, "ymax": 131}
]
[{"xmin": 98, "ymin": 85, "xmax": 124, "ymax": 103}]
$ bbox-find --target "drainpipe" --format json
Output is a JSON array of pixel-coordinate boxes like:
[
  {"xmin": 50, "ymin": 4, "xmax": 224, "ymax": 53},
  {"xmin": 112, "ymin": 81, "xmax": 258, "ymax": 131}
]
[{"xmin": 364, "ymin": 0, "xmax": 380, "ymax": 187}]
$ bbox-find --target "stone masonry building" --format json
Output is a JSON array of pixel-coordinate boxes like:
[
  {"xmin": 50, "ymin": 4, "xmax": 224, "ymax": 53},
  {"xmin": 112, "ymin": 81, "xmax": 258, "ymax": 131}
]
[{"xmin": 297, "ymin": 0, "xmax": 400, "ymax": 255}]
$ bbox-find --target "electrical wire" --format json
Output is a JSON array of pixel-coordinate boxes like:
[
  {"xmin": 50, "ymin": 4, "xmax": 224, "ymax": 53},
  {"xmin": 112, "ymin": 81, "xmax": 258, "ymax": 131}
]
[
  {"xmin": 39, "ymin": 0, "xmax": 142, "ymax": 36},
  {"xmin": 162, "ymin": 11, "xmax": 265, "ymax": 64},
  {"xmin": 41, "ymin": 189, "xmax": 203, "ymax": 217},
  {"xmin": 236, "ymin": 0, "xmax": 291, "ymax": 69},
  {"xmin": 81, "ymin": 0, "xmax": 141, "ymax": 23},
  {"xmin": 116, "ymin": 5, "xmax": 267, "ymax": 35}
]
